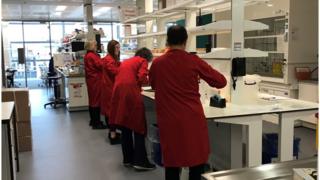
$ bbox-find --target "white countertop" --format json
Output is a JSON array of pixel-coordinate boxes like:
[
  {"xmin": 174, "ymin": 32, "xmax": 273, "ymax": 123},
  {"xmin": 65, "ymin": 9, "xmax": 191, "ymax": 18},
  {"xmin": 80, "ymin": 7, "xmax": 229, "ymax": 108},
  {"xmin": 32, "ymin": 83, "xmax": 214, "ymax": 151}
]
[
  {"xmin": 142, "ymin": 91, "xmax": 318, "ymax": 119},
  {"xmin": 2, "ymin": 102, "xmax": 15, "ymax": 121}
]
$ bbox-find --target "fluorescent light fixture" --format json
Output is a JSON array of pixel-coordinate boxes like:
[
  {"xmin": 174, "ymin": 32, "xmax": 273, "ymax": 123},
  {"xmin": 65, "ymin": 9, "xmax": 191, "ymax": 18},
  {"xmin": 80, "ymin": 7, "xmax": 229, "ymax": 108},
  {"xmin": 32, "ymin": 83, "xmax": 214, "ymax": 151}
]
[
  {"xmin": 93, "ymin": 12, "xmax": 101, "ymax": 17},
  {"xmin": 56, "ymin": 6, "xmax": 67, "ymax": 11},
  {"xmin": 93, "ymin": 7, "xmax": 111, "ymax": 17},
  {"xmin": 55, "ymin": 11, "xmax": 62, "ymax": 16},
  {"xmin": 98, "ymin": 7, "xmax": 111, "ymax": 12},
  {"xmin": 267, "ymin": 3, "xmax": 273, "ymax": 7}
]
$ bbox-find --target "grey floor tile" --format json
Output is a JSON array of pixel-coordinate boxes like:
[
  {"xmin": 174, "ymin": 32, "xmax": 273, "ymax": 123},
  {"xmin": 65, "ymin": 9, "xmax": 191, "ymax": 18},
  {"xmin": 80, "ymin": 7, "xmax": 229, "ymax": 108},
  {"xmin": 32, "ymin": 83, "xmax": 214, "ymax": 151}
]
[{"xmin": 17, "ymin": 89, "xmax": 164, "ymax": 180}]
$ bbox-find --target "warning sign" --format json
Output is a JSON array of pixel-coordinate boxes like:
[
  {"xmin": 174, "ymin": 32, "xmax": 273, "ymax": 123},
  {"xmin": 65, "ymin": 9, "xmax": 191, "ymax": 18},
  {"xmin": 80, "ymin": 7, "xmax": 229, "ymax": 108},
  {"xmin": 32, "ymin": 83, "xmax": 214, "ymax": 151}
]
[{"xmin": 70, "ymin": 83, "xmax": 83, "ymax": 98}]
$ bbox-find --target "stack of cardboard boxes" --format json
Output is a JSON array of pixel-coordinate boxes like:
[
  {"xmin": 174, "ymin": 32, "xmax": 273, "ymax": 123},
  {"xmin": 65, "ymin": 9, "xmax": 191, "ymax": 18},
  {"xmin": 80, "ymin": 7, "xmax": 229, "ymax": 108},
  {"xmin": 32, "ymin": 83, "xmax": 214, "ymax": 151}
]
[{"xmin": 2, "ymin": 88, "xmax": 32, "ymax": 152}]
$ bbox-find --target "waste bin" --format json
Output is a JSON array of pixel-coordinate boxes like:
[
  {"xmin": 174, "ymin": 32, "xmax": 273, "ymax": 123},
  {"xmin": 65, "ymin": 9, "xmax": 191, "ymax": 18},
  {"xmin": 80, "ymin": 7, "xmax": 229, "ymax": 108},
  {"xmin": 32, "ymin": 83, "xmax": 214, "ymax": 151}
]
[{"xmin": 262, "ymin": 133, "xmax": 300, "ymax": 164}]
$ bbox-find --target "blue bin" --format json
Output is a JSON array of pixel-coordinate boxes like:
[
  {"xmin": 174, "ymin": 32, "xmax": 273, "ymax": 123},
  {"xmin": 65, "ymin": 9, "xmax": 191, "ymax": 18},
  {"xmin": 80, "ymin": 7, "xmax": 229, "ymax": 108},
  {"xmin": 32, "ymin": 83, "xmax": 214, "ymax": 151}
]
[{"xmin": 262, "ymin": 133, "xmax": 300, "ymax": 164}]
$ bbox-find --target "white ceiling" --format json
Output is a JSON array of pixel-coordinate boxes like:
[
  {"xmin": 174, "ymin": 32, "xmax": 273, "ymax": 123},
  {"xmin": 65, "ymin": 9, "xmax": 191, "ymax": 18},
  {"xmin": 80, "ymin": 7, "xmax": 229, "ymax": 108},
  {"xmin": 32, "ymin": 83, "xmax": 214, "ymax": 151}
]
[
  {"xmin": 1, "ymin": 0, "xmax": 137, "ymax": 22},
  {"xmin": 2, "ymin": 0, "xmax": 272, "ymax": 22}
]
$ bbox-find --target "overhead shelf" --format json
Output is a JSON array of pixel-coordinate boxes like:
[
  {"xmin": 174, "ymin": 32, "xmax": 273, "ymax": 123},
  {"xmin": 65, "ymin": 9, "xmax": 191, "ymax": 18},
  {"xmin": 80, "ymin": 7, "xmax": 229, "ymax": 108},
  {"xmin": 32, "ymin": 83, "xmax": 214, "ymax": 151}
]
[
  {"xmin": 124, "ymin": 12, "xmax": 180, "ymax": 23},
  {"xmin": 188, "ymin": 20, "xmax": 269, "ymax": 35},
  {"xmin": 199, "ymin": 48, "xmax": 268, "ymax": 59},
  {"xmin": 124, "ymin": 20, "xmax": 268, "ymax": 39},
  {"xmin": 124, "ymin": 31, "xmax": 166, "ymax": 39}
]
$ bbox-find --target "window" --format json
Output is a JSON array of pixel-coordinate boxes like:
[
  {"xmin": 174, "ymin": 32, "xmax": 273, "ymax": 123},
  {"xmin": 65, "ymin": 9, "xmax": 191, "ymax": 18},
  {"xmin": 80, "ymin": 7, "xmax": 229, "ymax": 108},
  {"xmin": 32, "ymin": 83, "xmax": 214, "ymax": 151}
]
[
  {"xmin": 23, "ymin": 22, "xmax": 50, "ymax": 42},
  {"xmin": 112, "ymin": 22, "xmax": 124, "ymax": 41},
  {"xmin": 3, "ymin": 22, "xmax": 23, "ymax": 42},
  {"xmin": 50, "ymin": 22, "xmax": 64, "ymax": 43},
  {"xmin": 2, "ymin": 20, "xmax": 129, "ymax": 87}
]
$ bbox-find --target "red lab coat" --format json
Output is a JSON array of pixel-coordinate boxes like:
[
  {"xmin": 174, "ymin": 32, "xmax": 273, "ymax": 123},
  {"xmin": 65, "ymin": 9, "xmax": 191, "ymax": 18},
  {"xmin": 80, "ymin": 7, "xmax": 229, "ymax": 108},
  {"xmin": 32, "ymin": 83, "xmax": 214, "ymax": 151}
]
[
  {"xmin": 84, "ymin": 51, "xmax": 104, "ymax": 107},
  {"xmin": 149, "ymin": 49, "xmax": 227, "ymax": 167},
  {"xmin": 109, "ymin": 56, "xmax": 149, "ymax": 135},
  {"xmin": 100, "ymin": 55, "xmax": 121, "ymax": 116}
]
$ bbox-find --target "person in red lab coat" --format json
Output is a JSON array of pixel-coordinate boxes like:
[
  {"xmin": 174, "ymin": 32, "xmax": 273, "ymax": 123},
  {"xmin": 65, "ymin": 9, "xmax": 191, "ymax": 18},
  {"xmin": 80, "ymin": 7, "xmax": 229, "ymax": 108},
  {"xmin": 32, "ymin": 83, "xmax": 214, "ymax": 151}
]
[
  {"xmin": 100, "ymin": 40, "xmax": 121, "ymax": 145},
  {"xmin": 109, "ymin": 47, "xmax": 156, "ymax": 171},
  {"xmin": 84, "ymin": 40, "xmax": 107, "ymax": 129},
  {"xmin": 149, "ymin": 25, "xmax": 227, "ymax": 180}
]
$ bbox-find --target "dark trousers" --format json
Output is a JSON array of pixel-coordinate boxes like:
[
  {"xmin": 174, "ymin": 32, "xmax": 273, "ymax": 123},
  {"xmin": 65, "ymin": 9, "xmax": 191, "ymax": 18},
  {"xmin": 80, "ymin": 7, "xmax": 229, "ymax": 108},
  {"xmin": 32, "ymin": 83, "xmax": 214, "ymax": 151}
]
[
  {"xmin": 121, "ymin": 127, "xmax": 148, "ymax": 165},
  {"xmin": 88, "ymin": 106, "xmax": 101, "ymax": 125},
  {"xmin": 104, "ymin": 116, "xmax": 116, "ymax": 131},
  {"xmin": 165, "ymin": 164, "xmax": 205, "ymax": 180}
]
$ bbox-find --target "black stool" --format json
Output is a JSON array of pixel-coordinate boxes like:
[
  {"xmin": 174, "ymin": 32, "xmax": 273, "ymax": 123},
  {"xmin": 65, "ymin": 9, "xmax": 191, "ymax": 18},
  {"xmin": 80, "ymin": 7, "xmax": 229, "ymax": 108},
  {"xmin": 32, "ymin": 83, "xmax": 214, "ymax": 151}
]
[{"xmin": 44, "ymin": 76, "xmax": 67, "ymax": 109}]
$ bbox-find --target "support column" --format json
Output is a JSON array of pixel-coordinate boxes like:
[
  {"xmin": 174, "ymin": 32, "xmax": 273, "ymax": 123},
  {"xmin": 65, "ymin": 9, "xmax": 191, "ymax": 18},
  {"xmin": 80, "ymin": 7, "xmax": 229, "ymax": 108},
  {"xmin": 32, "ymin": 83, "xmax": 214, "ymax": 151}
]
[
  {"xmin": 84, "ymin": 0, "xmax": 95, "ymax": 41},
  {"xmin": 144, "ymin": 0, "xmax": 154, "ymax": 49},
  {"xmin": 156, "ymin": 18, "xmax": 166, "ymax": 49},
  {"xmin": 247, "ymin": 119, "xmax": 262, "ymax": 167},
  {"xmin": 230, "ymin": 0, "xmax": 245, "ymax": 103},
  {"xmin": 231, "ymin": 0, "xmax": 244, "ymax": 58},
  {"xmin": 185, "ymin": 11, "xmax": 197, "ymax": 52}
]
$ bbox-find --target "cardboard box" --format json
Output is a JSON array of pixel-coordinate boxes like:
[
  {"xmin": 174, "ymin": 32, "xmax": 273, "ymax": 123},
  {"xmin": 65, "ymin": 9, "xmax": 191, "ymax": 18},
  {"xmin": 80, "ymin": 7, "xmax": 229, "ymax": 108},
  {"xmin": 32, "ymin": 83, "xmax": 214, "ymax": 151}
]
[
  {"xmin": 13, "ymin": 90, "xmax": 29, "ymax": 108},
  {"xmin": 2, "ymin": 90, "xmax": 14, "ymax": 102},
  {"xmin": 17, "ymin": 121, "xmax": 32, "ymax": 137},
  {"xmin": 2, "ymin": 88, "xmax": 29, "ymax": 104},
  {"xmin": 18, "ymin": 136, "xmax": 32, "ymax": 152},
  {"xmin": 2, "ymin": 88, "xmax": 31, "ymax": 122},
  {"xmin": 16, "ymin": 104, "xmax": 31, "ymax": 122}
]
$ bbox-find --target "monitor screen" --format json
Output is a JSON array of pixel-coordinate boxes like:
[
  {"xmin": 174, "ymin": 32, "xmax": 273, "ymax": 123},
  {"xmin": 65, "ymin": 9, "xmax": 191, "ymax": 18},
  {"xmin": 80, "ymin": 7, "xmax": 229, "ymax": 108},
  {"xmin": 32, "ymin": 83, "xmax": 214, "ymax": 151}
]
[{"xmin": 71, "ymin": 41, "xmax": 85, "ymax": 52}]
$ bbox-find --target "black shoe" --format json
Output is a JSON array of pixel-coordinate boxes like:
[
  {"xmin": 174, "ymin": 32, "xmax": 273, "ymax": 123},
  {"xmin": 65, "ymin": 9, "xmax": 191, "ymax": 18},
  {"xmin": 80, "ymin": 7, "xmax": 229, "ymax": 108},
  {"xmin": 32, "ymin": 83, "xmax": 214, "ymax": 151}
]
[
  {"xmin": 108, "ymin": 132, "xmax": 121, "ymax": 145},
  {"xmin": 92, "ymin": 122, "xmax": 107, "ymax": 129},
  {"xmin": 89, "ymin": 120, "xmax": 93, "ymax": 126},
  {"xmin": 133, "ymin": 162, "xmax": 156, "ymax": 171}
]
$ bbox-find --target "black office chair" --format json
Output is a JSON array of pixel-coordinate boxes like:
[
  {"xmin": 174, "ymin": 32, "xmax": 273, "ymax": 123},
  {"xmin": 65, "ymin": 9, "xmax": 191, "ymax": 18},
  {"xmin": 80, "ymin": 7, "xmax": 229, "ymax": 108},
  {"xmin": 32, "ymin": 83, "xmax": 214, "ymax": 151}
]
[{"xmin": 44, "ymin": 76, "xmax": 67, "ymax": 109}]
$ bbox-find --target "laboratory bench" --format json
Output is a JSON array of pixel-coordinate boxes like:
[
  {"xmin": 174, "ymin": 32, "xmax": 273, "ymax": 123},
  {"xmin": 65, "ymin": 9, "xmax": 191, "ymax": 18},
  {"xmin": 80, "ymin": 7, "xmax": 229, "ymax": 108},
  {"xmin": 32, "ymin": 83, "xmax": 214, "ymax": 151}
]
[{"xmin": 142, "ymin": 90, "xmax": 318, "ymax": 170}]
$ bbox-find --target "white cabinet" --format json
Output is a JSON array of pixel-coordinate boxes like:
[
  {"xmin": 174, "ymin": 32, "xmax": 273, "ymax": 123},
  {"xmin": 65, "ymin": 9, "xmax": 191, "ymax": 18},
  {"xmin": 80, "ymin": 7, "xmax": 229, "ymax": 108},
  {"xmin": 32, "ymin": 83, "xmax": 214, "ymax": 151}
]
[
  {"xmin": 216, "ymin": 0, "xmax": 318, "ymax": 90},
  {"xmin": 296, "ymin": 81, "xmax": 318, "ymax": 129},
  {"xmin": 67, "ymin": 77, "xmax": 89, "ymax": 111},
  {"xmin": 298, "ymin": 81, "xmax": 318, "ymax": 102}
]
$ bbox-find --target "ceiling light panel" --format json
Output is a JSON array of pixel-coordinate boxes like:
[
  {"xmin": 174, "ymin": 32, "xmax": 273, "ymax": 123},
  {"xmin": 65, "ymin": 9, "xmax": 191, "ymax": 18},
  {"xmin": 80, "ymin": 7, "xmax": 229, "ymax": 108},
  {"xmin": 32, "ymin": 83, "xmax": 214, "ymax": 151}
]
[{"xmin": 56, "ymin": 5, "xmax": 67, "ymax": 11}]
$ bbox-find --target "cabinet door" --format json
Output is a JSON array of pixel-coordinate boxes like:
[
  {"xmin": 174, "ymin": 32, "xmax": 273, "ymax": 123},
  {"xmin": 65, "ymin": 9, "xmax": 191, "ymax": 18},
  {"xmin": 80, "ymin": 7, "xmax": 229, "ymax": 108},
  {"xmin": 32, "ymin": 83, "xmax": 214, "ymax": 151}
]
[
  {"xmin": 67, "ymin": 78, "xmax": 88, "ymax": 107},
  {"xmin": 299, "ymin": 82, "xmax": 318, "ymax": 102}
]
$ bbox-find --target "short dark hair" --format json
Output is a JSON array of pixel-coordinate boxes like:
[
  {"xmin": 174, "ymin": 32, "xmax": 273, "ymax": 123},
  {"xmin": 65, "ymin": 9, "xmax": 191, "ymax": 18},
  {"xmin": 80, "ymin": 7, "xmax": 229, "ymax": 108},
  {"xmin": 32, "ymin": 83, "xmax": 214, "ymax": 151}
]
[
  {"xmin": 135, "ymin": 47, "xmax": 153, "ymax": 62},
  {"xmin": 166, "ymin": 25, "xmax": 188, "ymax": 46}
]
